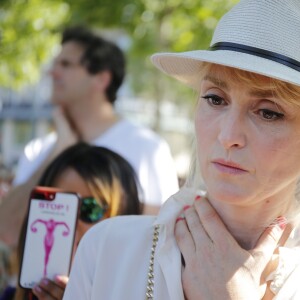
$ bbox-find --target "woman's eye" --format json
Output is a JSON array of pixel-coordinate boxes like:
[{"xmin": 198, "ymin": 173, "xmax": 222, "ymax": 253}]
[
  {"xmin": 201, "ymin": 94, "xmax": 226, "ymax": 106},
  {"xmin": 259, "ymin": 109, "xmax": 284, "ymax": 121}
]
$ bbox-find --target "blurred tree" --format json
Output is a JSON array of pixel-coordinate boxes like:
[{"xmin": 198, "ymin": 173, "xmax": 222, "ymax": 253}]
[
  {"xmin": 0, "ymin": 0, "xmax": 70, "ymax": 88},
  {"xmin": 65, "ymin": 0, "xmax": 238, "ymax": 128},
  {"xmin": 0, "ymin": 0, "xmax": 238, "ymax": 127}
]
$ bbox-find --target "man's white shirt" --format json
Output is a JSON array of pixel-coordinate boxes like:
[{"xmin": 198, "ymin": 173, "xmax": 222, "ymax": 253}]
[{"xmin": 14, "ymin": 119, "xmax": 179, "ymax": 206}]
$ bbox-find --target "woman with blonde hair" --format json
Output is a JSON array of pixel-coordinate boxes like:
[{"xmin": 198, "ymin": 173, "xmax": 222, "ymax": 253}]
[{"xmin": 64, "ymin": 1, "xmax": 300, "ymax": 299}]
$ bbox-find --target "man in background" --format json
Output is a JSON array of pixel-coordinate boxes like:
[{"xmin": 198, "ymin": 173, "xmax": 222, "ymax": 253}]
[{"xmin": 0, "ymin": 26, "xmax": 179, "ymax": 248}]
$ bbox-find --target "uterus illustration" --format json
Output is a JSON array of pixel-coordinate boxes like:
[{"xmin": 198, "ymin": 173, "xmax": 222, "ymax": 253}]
[{"xmin": 30, "ymin": 218, "xmax": 70, "ymax": 276}]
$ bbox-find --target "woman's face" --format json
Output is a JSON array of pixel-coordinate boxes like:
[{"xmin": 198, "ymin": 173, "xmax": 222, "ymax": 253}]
[
  {"xmin": 53, "ymin": 168, "xmax": 102, "ymax": 253},
  {"xmin": 196, "ymin": 68, "xmax": 300, "ymax": 207}
]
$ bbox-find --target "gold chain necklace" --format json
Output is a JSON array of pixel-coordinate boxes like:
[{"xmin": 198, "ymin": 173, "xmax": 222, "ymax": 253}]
[{"xmin": 145, "ymin": 224, "xmax": 160, "ymax": 300}]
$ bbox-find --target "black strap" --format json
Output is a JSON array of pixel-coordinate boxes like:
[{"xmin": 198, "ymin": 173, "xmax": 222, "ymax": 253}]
[{"xmin": 209, "ymin": 42, "xmax": 300, "ymax": 72}]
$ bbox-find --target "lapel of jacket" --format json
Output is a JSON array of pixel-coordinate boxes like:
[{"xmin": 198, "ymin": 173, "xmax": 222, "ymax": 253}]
[{"xmin": 153, "ymin": 188, "xmax": 196, "ymax": 300}]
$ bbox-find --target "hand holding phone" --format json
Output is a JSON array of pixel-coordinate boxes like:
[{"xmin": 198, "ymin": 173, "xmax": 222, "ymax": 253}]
[
  {"xmin": 19, "ymin": 187, "xmax": 79, "ymax": 289},
  {"xmin": 32, "ymin": 275, "xmax": 68, "ymax": 300}
]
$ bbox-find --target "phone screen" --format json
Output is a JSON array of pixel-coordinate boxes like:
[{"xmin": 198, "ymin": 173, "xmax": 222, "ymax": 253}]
[{"xmin": 19, "ymin": 189, "xmax": 79, "ymax": 288}]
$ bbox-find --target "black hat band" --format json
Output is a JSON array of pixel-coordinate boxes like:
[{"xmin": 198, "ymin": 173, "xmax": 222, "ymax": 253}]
[{"xmin": 210, "ymin": 42, "xmax": 300, "ymax": 72}]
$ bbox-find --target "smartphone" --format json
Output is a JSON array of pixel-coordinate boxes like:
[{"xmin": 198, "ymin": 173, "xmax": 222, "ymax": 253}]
[{"xmin": 19, "ymin": 187, "xmax": 79, "ymax": 289}]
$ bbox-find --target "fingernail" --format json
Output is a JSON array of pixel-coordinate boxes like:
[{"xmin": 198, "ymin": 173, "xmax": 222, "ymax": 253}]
[
  {"xmin": 195, "ymin": 195, "xmax": 202, "ymax": 201},
  {"xmin": 176, "ymin": 217, "xmax": 185, "ymax": 223},
  {"xmin": 276, "ymin": 216, "xmax": 287, "ymax": 230},
  {"xmin": 34, "ymin": 285, "xmax": 42, "ymax": 293},
  {"xmin": 183, "ymin": 205, "xmax": 191, "ymax": 211},
  {"xmin": 55, "ymin": 275, "xmax": 63, "ymax": 282}
]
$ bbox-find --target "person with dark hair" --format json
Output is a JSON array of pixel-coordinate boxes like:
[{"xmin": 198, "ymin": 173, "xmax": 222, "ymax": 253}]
[
  {"xmin": 61, "ymin": 26, "xmax": 125, "ymax": 104},
  {"xmin": 1, "ymin": 142, "xmax": 142, "ymax": 300},
  {"xmin": 64, "ymin": 1, "xmax": 300, "ymax": 299},
  {"xmin": 0, "ymin": 25, "xmax": 179, "ymax": 249},
  {"xmin": 38, "ymin": 142, "xmax": 142, "ymax": 218}
]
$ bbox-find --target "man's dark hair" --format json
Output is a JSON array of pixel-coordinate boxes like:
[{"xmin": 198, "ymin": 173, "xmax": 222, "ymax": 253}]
[{"xmin": 62, "ymin": 26, "xmax": 126, "ymax": 104}]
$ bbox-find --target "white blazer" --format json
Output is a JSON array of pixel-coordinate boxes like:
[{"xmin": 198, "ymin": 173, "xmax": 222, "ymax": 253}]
[{"xmin": 63, "ymin": 188, "xmax": 300, "ymax": 300}]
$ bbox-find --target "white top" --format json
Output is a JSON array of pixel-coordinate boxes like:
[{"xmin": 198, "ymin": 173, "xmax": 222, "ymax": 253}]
[
  {"xmin": 13, "ymin": 119, "xmax": 179, "ymax": 206},
  {"xmin": 63, "ymin": 188, "xmax": 300, "ymax": 300}
]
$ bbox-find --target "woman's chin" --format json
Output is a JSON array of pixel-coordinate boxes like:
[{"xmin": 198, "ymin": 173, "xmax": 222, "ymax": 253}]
[{"xmin": 206, "ymin": 184, "xmax": 252, "ymax": 206}]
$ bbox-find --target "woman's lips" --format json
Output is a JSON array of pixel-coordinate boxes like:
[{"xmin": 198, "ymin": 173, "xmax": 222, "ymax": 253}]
[{"xmin": 212, "ymin": 159, "xmax": 248, "ymax": 175}]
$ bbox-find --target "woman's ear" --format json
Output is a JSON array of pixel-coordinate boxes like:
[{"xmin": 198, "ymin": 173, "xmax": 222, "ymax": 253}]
[{"xmin": 94, "ymin": 70, "xmax": 112, "ymax": 92}]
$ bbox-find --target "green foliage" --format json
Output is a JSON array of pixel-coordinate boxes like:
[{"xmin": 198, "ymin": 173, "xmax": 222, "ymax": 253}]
[
  {"xmin": 0, "ymin": 0, "xmax": 70, "ymax": 88},
  {"xmin": 0, "ymin": 0, "xmax": 238, "ymax": 100},
  {"xmin": 62, "ymin": 0, "xmax": 238, "ymax": 102}
]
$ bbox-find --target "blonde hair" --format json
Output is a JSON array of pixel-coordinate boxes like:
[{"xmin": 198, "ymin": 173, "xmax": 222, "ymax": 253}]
[
  {"xmin": 87, "ymin": 176, "xmax": 123, "ymax": 217},
  {"xmin": 185, "ymin": 62, "xmax": 300, "ymax": 225},
  {"xmin": 202, "ymin": 63, "xmax": 300, "ymax": 108}
]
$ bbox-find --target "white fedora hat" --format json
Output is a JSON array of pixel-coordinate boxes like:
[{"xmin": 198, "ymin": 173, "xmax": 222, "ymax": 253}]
[{"xmin": 151, "ymin": 0, "xmax": 300, "ymax": 90}]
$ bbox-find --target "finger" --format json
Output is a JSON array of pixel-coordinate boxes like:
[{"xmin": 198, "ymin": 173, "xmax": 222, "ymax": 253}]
[
  {"xmin": 54, "ymin": 275, "xmax": 68, "ymax": 288},
  {"xmin": 253, "ymin": 218, "xmax": 288, "ymax": 264},
  {"xmin": 277, "ymin": 223, "xmax": 293, "ymax": 248},
  {"xmin": 32, "ymin": 285, "xmax": 54, "ymax": 300},
  {"xmin": 33, "ymin": 278, "xmax": 65, "ymax": 300},
  {"xmin": 193, "ymin": 197, "xmax": 237, "ymax": 248},
  {"xmin": 175, "ymin": 217, "xmax": 195, "ymax": 264},
  {"xmin": 184, "ymin": 205, "xmax": 213, "ymax": 246}
]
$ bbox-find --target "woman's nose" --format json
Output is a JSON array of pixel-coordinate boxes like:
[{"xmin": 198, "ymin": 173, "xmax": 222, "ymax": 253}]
[{"xmin": 218, "ymin": 110, "xmax": 246, "ymax": 150}]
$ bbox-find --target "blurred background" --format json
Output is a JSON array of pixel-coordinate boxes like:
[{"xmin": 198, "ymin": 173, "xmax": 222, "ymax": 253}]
[{"xmin": 0, "ymin": 0, "xmax": 238, "ymax": 190}]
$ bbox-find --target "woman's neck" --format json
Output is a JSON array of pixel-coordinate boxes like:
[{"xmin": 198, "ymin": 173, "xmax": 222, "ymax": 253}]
[{"xmin": 207, "ymin": 189, "xmax": 295, "ymax": 250}]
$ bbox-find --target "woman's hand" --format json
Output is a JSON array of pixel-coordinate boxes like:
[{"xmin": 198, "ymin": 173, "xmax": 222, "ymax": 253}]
[
  {"xmin": 174, "ymin": 197, "xmax": 290, "ymax": 300},
  {"xmin": 32, "ymin": 275, "xmax": 68, "ymax": 300}
]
